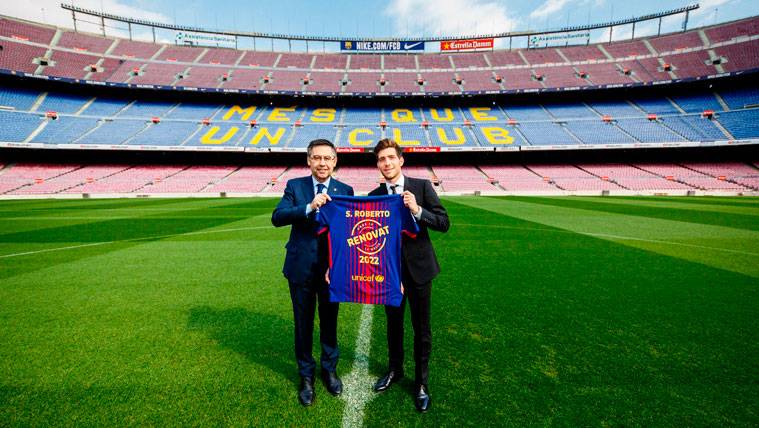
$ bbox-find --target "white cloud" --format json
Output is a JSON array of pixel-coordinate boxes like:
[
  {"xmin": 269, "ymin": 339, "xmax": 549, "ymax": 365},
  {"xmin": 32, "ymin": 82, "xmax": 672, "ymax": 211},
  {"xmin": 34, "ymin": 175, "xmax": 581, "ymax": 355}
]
[
  {"xmin": 688, "ymin": 0, "xmax": 736, "ymax": 27},
  {"xmin": 529, "ymin": 0, "xmax": 607, "ymax": 24},
  {"xmin": 384, "ymin": 0, "xmax": 519, "ymax": 37},
  {"xmin": 529, "ymin": 0, "xmax": 573, "ymax": 20},
  {"xmin": 0, "ymin": 0, "xmax": 171, "ymax": 39}
]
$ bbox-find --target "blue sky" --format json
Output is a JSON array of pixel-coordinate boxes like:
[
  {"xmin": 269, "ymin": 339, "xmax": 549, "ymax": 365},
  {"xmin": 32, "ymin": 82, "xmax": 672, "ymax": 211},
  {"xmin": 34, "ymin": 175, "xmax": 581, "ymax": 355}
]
[{"xmin": 2, "ymin": 0, "xmax": 758, "ymax": 51}]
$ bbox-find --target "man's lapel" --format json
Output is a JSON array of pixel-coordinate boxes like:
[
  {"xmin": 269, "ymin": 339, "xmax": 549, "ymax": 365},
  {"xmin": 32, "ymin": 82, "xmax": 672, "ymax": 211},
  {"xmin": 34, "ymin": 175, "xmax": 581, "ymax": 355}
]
[
  {"xmin": 327, "ymin": 178, "xmax": 339, "ymax": 196},
  {"xmin": 403, "ymin": 176, "xmax": 416, "ymax": 194}
]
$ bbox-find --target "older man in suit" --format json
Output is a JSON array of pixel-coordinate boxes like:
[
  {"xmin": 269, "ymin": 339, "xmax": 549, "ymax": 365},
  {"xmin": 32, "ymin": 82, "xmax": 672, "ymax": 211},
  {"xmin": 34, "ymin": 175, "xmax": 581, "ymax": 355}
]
[
  {"xmin": 368, "ymin": 138, "xmax": 450, "ymax": 413},
  {"xmin": 271, "ymin": 139, "xmax": 354, "ymax": 406}
]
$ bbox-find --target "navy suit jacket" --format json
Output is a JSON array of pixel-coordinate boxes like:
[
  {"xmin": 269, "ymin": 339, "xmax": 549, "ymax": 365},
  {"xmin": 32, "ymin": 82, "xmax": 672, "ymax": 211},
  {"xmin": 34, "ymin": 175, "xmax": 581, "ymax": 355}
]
[
  {"xmin": 271, "ymin": 176, "xmax": 354, "ymax": 284},
  {"xmin": 369, "ymin": 176, "xmax": 449, "ymax": 285}
]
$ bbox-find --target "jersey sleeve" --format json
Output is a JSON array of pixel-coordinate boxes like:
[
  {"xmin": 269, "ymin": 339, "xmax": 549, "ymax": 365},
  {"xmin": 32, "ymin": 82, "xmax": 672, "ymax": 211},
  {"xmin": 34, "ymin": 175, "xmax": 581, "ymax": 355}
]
[
  {"xmin": 315, "ymin": 203, "xmax": 332, "ymax": 235},
  {"xmin": 399, "ymin": 196, "xmax": 420, "ymax": 238}
]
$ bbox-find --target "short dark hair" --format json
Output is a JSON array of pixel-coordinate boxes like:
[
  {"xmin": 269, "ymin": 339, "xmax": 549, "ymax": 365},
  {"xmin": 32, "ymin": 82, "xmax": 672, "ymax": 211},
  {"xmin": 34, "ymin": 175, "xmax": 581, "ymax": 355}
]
[
  {"xmin": 373, "ymin": 138, "xmax": 402, "ymax": 159},
  {"xmin": 307, "ymin": 139, "xmax": 337, "ymax": 157}
]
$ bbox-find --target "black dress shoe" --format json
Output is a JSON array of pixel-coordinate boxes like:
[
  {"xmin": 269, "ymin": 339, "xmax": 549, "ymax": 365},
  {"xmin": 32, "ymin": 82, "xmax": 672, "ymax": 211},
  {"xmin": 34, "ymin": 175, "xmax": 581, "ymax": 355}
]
[
  {"xmin": 415, "ymin": 384, "xmax": 430, "ymax": 413},
  {"xmin": 373, "ymin": 370, "xmax": 403, "ymax": 392},
  {"xmin": 298, "ymin": 376, "xmax": 314, "ymax": 406},
  {"xmin": 321, "ymin": 369, "xmax": 343, "ymax": 396}
]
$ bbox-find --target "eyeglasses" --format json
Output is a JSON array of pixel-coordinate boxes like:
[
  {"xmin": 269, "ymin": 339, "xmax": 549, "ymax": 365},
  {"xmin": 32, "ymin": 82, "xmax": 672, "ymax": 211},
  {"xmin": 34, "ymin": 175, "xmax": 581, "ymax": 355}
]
[{"xmin": 309, "ymin": 155, "xmax": 335, "ymax": 162}]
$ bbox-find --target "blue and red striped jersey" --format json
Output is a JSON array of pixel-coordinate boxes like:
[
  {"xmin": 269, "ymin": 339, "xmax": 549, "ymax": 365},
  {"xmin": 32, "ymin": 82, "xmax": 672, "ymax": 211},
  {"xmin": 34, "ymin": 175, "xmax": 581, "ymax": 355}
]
[{"xmin": 317, "ymin": 194, "xmax": 418, "ymax": 307}]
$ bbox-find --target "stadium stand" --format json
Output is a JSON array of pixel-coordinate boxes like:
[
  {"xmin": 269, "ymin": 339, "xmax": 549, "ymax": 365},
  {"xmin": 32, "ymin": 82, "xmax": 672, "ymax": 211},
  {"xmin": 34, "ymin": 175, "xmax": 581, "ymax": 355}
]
[
  {"xmin": 419, "ymin": 54, "xmax": 452, "ymax": 69},
  {"xmin": 347, "ymin": 72, "xmax": 381, "ymax": 93},
  {"xmin": 57, "ymin": 31, "xmax": 114, "ymax": 54},
  {"xmin": 527, "ymin": 164, "xmax": 624, "ymax": 191},
  {"xmin": 716, "ymin": 109, "xmax": 759, "ymax": 139},
  {"xmin": 648, "ymin": 31, "xmax": 704, "ymax": 53},
  {"xmin": 0, "ymin": 163, "xmax": 80, "ymax": 194},
  {"xmin": 459, "ymin": 70, "xmax": 501, "ymax": 91},
  {"xmin": 559, "ymin": 45, "xmax": 607, "ymax": 62},
  {"xmin": 383, "ymin": 54, "xmax": 416, "ymax": 70},
  {"xmin": 577, "ymin": 163, "xmax": 691, "ymax": 191},
  {"xmin": 44, "ymin": 50, "xmax": 101, "ymax": 79},
  {"xmin": 37, "ymin": 92, "xmax": 90, "ymax": 114},
  {"xmin": 431, "ymin": 165, "xmax": 493, "ymax": 192},
  {"xmin": 0, "ymin": 14, "xmax": 757, "ymax": 197},
  {"xmin": 521, "ymin": 48, "xmax": 565, "ymax": 65},
  {"xmin": 225, "ymin": 68, "xmax": 267, "ymax": 90},
  {"xmin": 179, "ymin": 66, "xmax": 228, "ymax": 88},
  {"xmin": 201, "ymin": 48, "xmax": 242, "ymax": 65},
  {"xmin": 0, "ymin": 17, "xmax": 55, "ymax": 44},
  {"xmin": 157, "ymin": 45, "xmax": 204, "ymax": 63},
  {"xmin": 313, "ymin": 54, "xmax": 347, "ymax": 70},
  {"xmin": 2, "ymin": 15, "xmax": 758, "ymax": 95},
  {"xmin": 349, "ymin": 54, "xmax": 382, "ymax": 70},
  {"xmin": 203, "ymin": 165, "xmax": 286, "ymax": 193},
  {"xmin": 1, "ymin": 41, "xmax": 48, "ymax": 73},
  {"xmin": 478, "ymin": 165, "xmax": 558, "ymax": 192},
  {"xmin": 334, "ymin": 166, "xmax": 382, "ymax": 194},
  {"xmin": 719, "ymin": 88, "xmax": 759, "ymax": 109},
  {"xmin": 422, "ymin": 71, "xmax": 460, "ymax": 93},
  {"xmin": 632, "ymin": 163, "xmax": 750, "ymax": 191},
  {"xmin": 31, "ymin": 117, "xmax": 101, "ymax": 144},
  {"xmin": 307, "ymin": 71, "xmax": 345, "ymax": 93},
  {"xmin": 266, "ymin": 166, "xmax": 310, "ymax": 194},
  {"xmin": 0, "ymin": 81, "xmax": 756, "ymax": 150},
  {"xmin": 0, "ymin": 161, "xmax": 755, "ymax": 195},
  {"xmin": 450, "ymin": 53, "xmax": 489, "ymax": 69},
  {"xmin": 705, "ymin": 18, "xmax": 759, "ymax": 43},
  {"xmin": 240, "ymin": 51, "xmax": 278, "ymax": 67},
  {"xmin": 110, "ymin": 38, "xmax": 162, "ymax": 58}
]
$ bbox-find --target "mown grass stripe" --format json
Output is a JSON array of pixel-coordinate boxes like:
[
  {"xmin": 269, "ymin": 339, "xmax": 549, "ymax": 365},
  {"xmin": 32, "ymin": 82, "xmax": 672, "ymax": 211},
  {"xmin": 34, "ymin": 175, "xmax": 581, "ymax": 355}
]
[
  {"xmin": 0, "ymin": 226, "xmax": 274, "ymax": 259},
  {"xmin": 502, "ymin": 196, "xmax": 759, "ymax": 231}
]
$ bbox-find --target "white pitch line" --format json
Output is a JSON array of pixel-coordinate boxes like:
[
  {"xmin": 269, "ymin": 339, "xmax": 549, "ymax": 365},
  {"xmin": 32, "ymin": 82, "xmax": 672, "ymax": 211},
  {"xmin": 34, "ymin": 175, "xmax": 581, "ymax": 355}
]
[
  {"xmin": 455, "ymin": 223, "xmax": 759, "ymax": 257},
  {"xmin": 0, "ymin": 225, "xmax": 273, "ymax": 259},
  {"xmin": 341, "ymin": 304, "xmax": 376, "ymax": 428},
  {"xmin": 0, "ymin": 241, "xmax": 116, "ymax": 259}
]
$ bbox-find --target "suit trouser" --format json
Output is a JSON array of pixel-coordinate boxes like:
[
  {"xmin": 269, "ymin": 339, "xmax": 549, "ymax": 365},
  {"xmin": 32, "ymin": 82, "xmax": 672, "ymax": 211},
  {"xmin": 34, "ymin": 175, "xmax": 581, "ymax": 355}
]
[
  {"xmin": 289, "ymin": 279, "xmax": 339, "ymax": 378},
  {"xmin": 385, "ymin": 267, "xmax": 432, "ymax": 386}
]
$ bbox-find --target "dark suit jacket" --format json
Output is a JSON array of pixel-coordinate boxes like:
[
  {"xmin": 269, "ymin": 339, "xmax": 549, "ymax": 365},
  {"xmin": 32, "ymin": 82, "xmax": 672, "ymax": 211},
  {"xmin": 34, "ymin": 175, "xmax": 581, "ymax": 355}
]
[
  {"xmin": 272, "ymin": 176, "xmax": 354, "ymax": 284},
  {"xmin": 369, "ymin": 176, "xmax": 449, "ymax": 285}
]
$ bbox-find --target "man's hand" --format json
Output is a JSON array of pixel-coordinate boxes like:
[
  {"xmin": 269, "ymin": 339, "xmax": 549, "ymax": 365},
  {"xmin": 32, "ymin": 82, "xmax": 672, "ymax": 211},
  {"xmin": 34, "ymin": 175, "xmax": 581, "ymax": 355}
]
[
  {"xmin": 325, "ymin": 269, "xmax": 330, "ymax": 284},
  {"xmin": 310, "ymin": 193, "xmax": 332, "ymax": 211},
  {"xmin": 402, "ymin": 191, "xmax": 421, "ymax": 216}
]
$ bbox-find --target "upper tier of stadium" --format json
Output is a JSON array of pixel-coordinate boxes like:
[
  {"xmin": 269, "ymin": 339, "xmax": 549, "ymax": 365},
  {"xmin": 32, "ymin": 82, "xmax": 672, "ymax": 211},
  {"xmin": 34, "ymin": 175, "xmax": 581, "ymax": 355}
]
[{"xmin": 1, "ymin": 14, "xmax": 758, "ymax": 95}]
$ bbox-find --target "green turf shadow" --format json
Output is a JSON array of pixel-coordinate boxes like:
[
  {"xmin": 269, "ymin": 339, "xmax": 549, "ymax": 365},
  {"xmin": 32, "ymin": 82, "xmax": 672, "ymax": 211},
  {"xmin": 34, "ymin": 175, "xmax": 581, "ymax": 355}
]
[{"xmin": 187, "ymin": 306, "xmax": 294, "ymax": 383}]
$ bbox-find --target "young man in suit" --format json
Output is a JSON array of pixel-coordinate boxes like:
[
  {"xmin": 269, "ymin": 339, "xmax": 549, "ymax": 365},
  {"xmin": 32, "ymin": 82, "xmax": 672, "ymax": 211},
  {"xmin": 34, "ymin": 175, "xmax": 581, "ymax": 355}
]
[
  {"xmin": 271, "ymin": 139, "xmax": 354, "ymax": 406},
  {"xmin": 369, "ymin": 138, "xmax": 450, "ymax": 413}
]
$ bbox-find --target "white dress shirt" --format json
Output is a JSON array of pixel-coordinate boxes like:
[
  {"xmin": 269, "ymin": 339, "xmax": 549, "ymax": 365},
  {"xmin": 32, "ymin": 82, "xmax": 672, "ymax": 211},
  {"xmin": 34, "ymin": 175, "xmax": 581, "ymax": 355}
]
[
  {"xmin": 387, "ymin": 175, "xmax": 423, "ymax": 220},
  {"xmin": 305, "ymin": 176, "xmax": 331, "ymax": 215}
]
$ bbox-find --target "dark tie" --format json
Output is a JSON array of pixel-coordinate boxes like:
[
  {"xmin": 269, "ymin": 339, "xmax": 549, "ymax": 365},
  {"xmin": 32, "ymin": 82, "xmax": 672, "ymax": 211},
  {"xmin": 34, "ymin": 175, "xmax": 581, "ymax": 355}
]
[
  {"xmin": 316, "ymin": 183, "xmax": 326, "ymax": 195},
  {"xmin": 390, "ymin": 185, "xmax": 398, "ymax": 194}
]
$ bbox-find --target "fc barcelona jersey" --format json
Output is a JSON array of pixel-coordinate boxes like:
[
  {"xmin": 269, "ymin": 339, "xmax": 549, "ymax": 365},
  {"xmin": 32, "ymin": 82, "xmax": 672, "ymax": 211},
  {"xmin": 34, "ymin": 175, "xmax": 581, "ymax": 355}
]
[{"xmin": 317, "ymin": 194, "xmax": 419, "ymax": 307}]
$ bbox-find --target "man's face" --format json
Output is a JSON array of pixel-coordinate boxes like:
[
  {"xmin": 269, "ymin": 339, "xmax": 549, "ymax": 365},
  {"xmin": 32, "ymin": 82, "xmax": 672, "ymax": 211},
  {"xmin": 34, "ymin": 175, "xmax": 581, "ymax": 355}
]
[
  {"xmin": 376, "ymin": 147, "xmax": 404, "ymax": 183},
  {"xmin": 308, "ymin": 145, "xmax": 337, "ymax": 182}
]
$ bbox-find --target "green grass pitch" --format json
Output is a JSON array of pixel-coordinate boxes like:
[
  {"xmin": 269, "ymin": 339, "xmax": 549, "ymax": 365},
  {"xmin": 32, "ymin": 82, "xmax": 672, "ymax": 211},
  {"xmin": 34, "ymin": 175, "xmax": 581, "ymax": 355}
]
[{"xmin": 0, "ymin": 196, "xmax": 757, "ymax": 426}]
